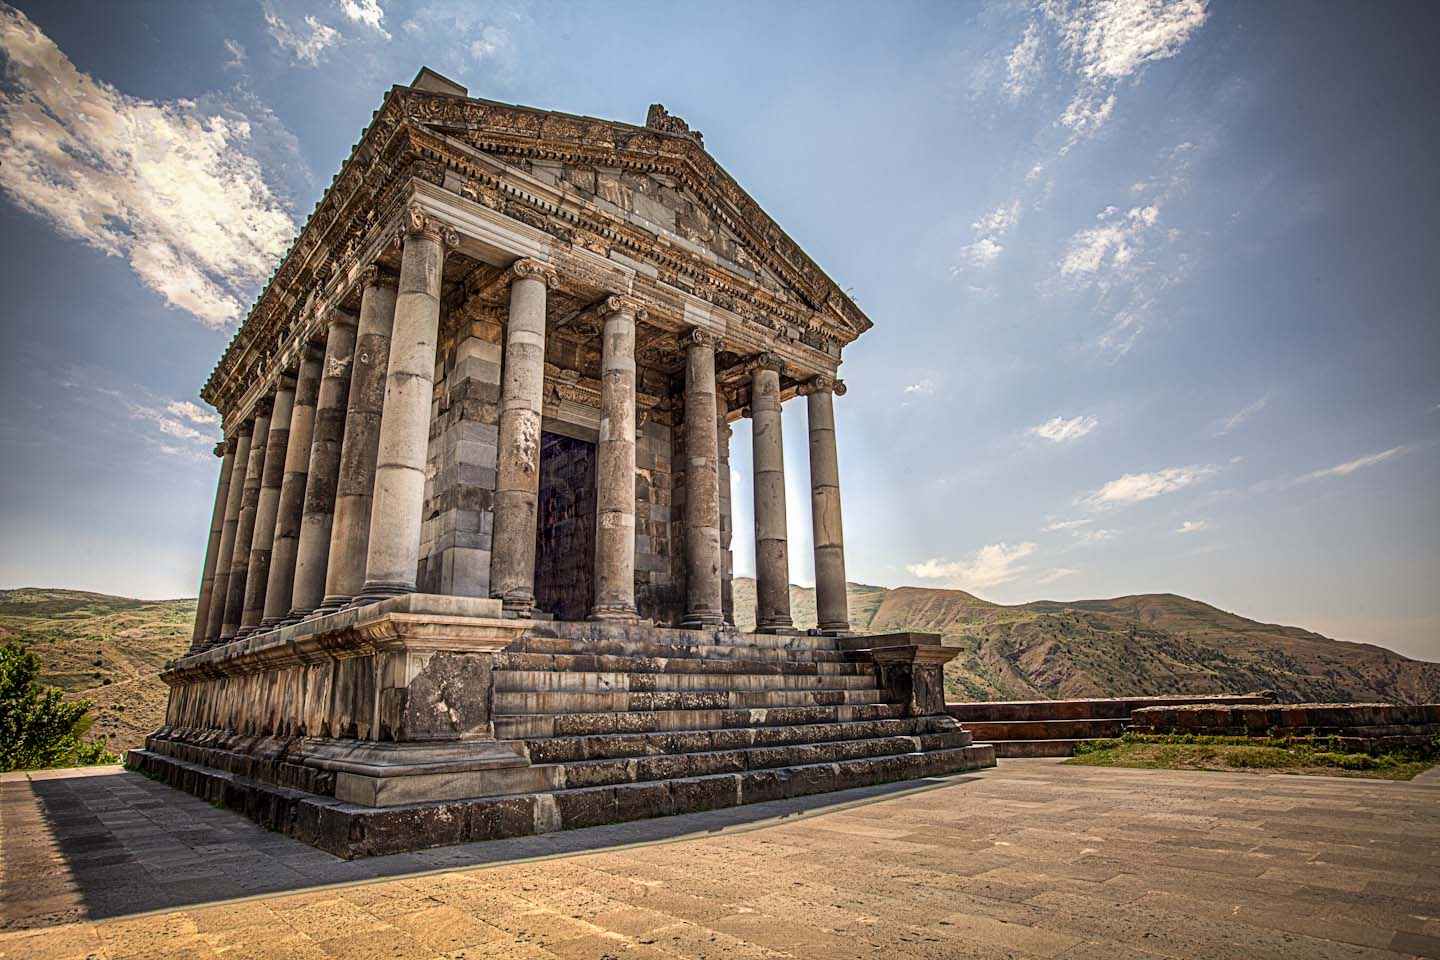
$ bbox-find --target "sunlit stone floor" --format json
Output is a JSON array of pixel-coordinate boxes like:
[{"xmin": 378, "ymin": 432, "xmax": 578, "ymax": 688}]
[{"xmin": 3, "ymin": 759, "xmax": 1438, "ymax": 959}]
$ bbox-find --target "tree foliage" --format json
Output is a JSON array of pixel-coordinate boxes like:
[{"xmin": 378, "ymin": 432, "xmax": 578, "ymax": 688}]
[{"xmin": 0, "ymin": 641, "xmax": 119, "ymax": 772}]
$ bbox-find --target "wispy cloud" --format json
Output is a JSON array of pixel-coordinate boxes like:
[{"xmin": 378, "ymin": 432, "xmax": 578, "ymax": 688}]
[
  {"xmin": 1030, "ymin": 414, "xmax": 1098, "ymax": 443},
  {"xmin": 903, "ymin": 379, "xmax": 935, "ymax": 396},
  {"xmin": 0, "ymin": 6, "xmax": 298, "ymax": 327},
  {"xmin": 956, "ymin": 200, "xmax": 1022, "ymax": 273},
  {"xmin": 1082, "ymin": 464, "xmax": 1216, "ymax": 508},
  {"xmin": 340, "ymin": 0, "xmax": 390, "ymax": 40},
  {"xmin": 1003, "ymin": 21, "xmax": 1043, "ymax": 101},
  {"xmin": 1077, "ymin": 527, "xmax": 1116, "ymax": 543},
  {"xmin": 166, "ymin": 400, "xmax": 219, "ymax": 426},
  {"xmin": 1037, "ymin": 568, "xmax": 1076, "ymax": 585},
  {"xmin": 1043, "ymin": 517, "xmax": 1093, "ymax": 532},
  {"xmin": 1061, "ymin": 204, "xmax": 1161, "ymax": 281},
  {"xmin": 1215, "ymin": 395, "xmax": 1268, "ymax": 437},
  {"xmin": 1177, "ymin": 519, "xmax": 1207, "ymax": 534},
  {"xmin": 907, "ymin": 542, "xmax": 1038, "ymax": 591},
  {"xmin": 222, "ymin": 38, "xmax": 247, "ymax": 71},
  {"xmin": 1301, "ymin": 446, "xmax": 1412, "ymax": 482},
  {"xmin": 264, "ymin": 9, "xmax": 341, "ymax": 66}
]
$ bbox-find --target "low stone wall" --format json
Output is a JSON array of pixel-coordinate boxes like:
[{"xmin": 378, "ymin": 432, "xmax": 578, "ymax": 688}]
[{"xmin": 1129, "ymin": 702, "xmax": 1440, "ymax": 753}]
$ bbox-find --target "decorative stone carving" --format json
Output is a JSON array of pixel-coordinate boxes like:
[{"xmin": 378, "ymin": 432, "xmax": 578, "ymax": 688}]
[{"xmin": 645, "ymin": 104, "xmax": 704, "ymax": 147}]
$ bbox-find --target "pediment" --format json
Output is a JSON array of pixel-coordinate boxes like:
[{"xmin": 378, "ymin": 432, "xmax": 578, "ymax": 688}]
[{"xmin": 393, "ymin": 89, "xmax": 872, "ymax": 343}]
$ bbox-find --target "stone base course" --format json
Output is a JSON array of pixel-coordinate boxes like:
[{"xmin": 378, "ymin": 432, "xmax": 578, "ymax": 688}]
[{"xmin": 1130, "ymin": 701, "xmax": 1440, "ymax": 752}]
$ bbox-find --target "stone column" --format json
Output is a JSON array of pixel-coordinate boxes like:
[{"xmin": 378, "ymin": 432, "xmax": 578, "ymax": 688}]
[
  {"xmin": 592, "ymin": 296, "xmax": 641, "ymax": 621},
  {"xmin": 287, "ymin": 309, "xmax": 357, "ymax": 620},
  {"xmin": 221, "ymin": 405, "xmax": 271, "ymax": 641},
  {"xmin": 261, "ymin": 346, "xmax": 323, "ymax": 628},
  {"xmin": 489, "ymin": 260, "xmax": 553, "ymax": 616},
  {"xmin": 804, "ymin": 377, "xmax": 850, "ymax": 633},
  {"xmin": 750, "ymin": 356, "xmax": 793, "ymax": 633},
  {"xmin": 189, "ymin": 439, "xmax": 235, "ymax": 653},
  {"xmin": 680, "ymin": 329, "xmax": 723, "ymax": 628},
  {"xmin": 316, "ymin": 271, "xmax": 396, "ymax": 613},
  {"xmin": 355, "ymin": 209, "xmax": 451, "ymax": 602},
  {"xmin": 718, "ymin": 415, "xmax": 735, "ymax": 626},
  {"xmin": 204, "ymin": 425, "xmax": 250, "ymax": 647},
  {"xmin": 239, "ymin": 376, "xmax": 295, "ymax": 637}
]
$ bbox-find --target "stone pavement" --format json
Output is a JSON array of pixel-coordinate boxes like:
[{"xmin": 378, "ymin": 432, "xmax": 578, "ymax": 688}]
[{"xmin": 3, "ymin": 760, "xmax": 1438, "ymax": 959}]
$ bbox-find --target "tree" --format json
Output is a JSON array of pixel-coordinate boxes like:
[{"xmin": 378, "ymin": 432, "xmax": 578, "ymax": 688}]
[{"xmin": 0, "ymin": 641, "xmax": 118, "ymax": 772}]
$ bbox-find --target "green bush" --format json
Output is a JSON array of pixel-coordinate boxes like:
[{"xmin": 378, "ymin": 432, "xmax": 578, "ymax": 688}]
[{"xmin": 0, "ymin": 641, "xmax": 119, "ymax": 772}]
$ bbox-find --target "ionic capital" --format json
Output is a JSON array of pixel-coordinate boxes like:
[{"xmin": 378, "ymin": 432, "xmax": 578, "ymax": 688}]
[
  {"xmin": 362, "ymin": 263, "xmax": 398, "ymax": 290},
  {"xmin": 833, "ymin": 379, "xmax": 847, "ymax": 397},
  {"xmin": 604, "ymin": 294, "xmax": 647, "ymax": 322},
  {"xmin": 214, "ymin": 441, "xmax": 228, "ymax": 458},
  {"xmin": 750, "ymin": 351, "xmax": 785, "ymax": 376},
  {"xmin": 682, "ymin": 326, "xmax": 716, "ymax": 350},
  {"xmin": 252, "ymin": 396, "xmax": 274, "ymax": 418},
  {"xmin": 511, "ymin": 258, "xmax": 559, "ymax": 287},
  {"xmin": 325, "ymin": 307, "xmax": 358, "ymax": 331},
  {"xmin": 796, "ymin": 375, "xmax": 833, "ymax": 397},
  {"xmin": 404, "ymin": 205, "xmax": 460, "ymax": 248}
]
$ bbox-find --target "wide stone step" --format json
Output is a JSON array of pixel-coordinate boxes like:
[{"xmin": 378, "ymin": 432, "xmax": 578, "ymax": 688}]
[
  {"xmin": 507, "ymin": 636, "xmax": 852, "ymax": 664},
  {"xmin": 518, "ymin": 626, "xmax": 844, "ymax": 653},
  {"xmin": 993, "ymin": 739, "xmax": 1085, "ymax": 758},
  {"xmin": 523, "ymin": 716, "xmax": 964, "ymax": 764},
  {"xmin": 493, "ymin": 669, "xmax": 881, "ymax": 695},
  {"xmin": 551, "ymin": 732, "xmax": 975, "ymax": 790},
  {"xmin": 493, "ymin": 687, "xmax": 885, "ymax": 716},
  {"xmin": 493, "ymin": 702, "xmax": 909, "ymax": 740},
  {"xmin": 963, "ymin": 718, "xmax": 1126, "ymax": 741},
  {"xmin": 493, "ymin": 650, "xmax": 873, "ymax": 677}
]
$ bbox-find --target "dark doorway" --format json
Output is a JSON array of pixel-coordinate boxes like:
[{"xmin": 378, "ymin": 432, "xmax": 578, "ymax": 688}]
[{"xmin": 534, "ymin": 432, "xmax": 596, "ymax": 621}]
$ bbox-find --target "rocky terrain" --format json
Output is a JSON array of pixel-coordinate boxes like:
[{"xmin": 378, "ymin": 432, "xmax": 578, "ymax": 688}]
[
  {"xmin": 733, "ymin": 578, "xmax": 1440, "ymax": 705},
  {"xmin": 4, "ymin": 581, "xmax": 1435, "ymax": 755}
]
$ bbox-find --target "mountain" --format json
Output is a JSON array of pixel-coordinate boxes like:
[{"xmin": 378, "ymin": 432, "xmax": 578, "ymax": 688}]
[
  {"xmin": 732, "ymin": 578, "xmax": 1440, "ymax": 705},
  {"xmin": 0, "ymin": 588, "xmax": 194, "ymax": 751}
]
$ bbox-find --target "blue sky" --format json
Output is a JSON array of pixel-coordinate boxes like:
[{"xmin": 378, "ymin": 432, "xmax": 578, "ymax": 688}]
[{"xmin": 1, "ymin": 1, "xmax": 1436, "ymax": 659}]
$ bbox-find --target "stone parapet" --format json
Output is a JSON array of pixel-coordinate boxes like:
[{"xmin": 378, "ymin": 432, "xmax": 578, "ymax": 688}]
[{"xmin": 1129, "ymin": 702, "xmax": 1440, "ymax": 752}]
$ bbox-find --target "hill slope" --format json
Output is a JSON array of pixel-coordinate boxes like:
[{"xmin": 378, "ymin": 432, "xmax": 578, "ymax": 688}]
[
  {"xmin": 0, "ymin": 588, "xmax": 193, "ymax": 751},
  {"xmin": 733, "ymin": 578, "xmax": 1440, "ymax": 705}
]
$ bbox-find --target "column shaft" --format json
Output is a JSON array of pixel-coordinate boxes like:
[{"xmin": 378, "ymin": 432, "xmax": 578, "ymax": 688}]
[
  {"xmin": 261, "ymin": 350, "xmax": 322, "ymax": 627},
  {"xmin": 190, "ymin": 441, "xmax": 235, "ymax": 652},
  {"xmin": 204, "ymin": 426, "xmax": 250, "ymax": 646},
  {"xmin": 357, "ymin": 226, "xmax": 445, "ymax": 601},
  {"xmin": 221, "ymin": 410, "xmax": 270, "ymax": 640},
  {"xmin": 489, "ymin": 266, "xmax": 549, "ymax": 615},
  {"xmin": 681, "ymin": 332, "xmax": 723, "ymax": 627},
  {"xmin": 718, "ymin": 416, "xmax": 735, "ymax": 626},
  {"xmin": 591, "ymin": 301, "xmax": 639, "ymax": 620},
  {"xmin": 318, "ymin": 278, "xmax": 395, "ymax": 610},
  {"xmin": 287, "ymin": 312, "xmax": 357, "ymax": 619},
  {"xmin": 239, "ymin": 380, "xmax": 294, "ymax": 636},
  {"xmin": 750, "ymin": 363, "xmax": 793, "ymax": 632},
  {"xmin": 807, "ymin": 384, "xmax": 849, "ymax": 632}
]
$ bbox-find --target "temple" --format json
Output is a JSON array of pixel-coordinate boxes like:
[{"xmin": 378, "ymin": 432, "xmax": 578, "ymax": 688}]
[{"xmin": 129, "ymin": 69, "xmax": 993, "ymax": 857}]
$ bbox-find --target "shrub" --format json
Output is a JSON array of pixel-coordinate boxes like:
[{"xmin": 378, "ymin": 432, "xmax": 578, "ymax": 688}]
[{"xmin": 0, "ymin": 641, "xmax": 119, "ymax": 772}]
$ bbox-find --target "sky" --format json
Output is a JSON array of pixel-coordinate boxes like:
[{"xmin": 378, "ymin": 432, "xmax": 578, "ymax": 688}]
[{"xmin": 0, "ymin": 0, "xmax": 1436, "ymax": 660}]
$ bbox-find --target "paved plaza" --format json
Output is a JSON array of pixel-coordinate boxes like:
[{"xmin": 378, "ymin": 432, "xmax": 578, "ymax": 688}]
[{"xmin": 3, "ymin": 760, "xmax": 1438, "ymax": 959}]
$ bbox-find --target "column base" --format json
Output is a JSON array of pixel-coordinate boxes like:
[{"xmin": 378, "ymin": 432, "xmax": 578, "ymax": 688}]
[
  {"xmin": 497, "ymin": 593, "xmax": 536, "ymax": 619},
  {"xmin": 305, "ymin": 596, "xmax": 353, "ymax": 620},
  {"xmin": 679, "ymin": 612, "xmax": 726, "ymax": 630},
  {"xmin": 350, "ymin": 581, "xmax": 412, "ymax": 607},
  {"xmin": 589, "ymin": 605, "xmax": 646, "ymax": 624},
  {"xmin": 258, "ymin": 616, "xmax": 287, "ymax": 630},
  {"xmin": 754, "ymin": 621, "xmax": 801, "ymax": 635},
  {"xmin": 816, "ymin": 623, "xmax": 854, "ymax": 636}
]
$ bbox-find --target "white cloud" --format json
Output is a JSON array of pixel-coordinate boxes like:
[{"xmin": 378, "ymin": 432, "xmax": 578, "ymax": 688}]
[
  {"xmin": 1215, "ymin": 395, "xmax": 1268, "ymax": 437},
  {"xmin": 955, "ymin": 200, "xmax": 1024, "ymax": 273},
  {"xmin": 1031, "ymin": 414, "xmax": 1098, "ymax": 443},
  {"xmin": 0, "ymin": 7, "xmax": 297, "ymax": 327},
  {"xmin": 468, "ymin": 24, "xmax": 510, "ymax": 62},
  {"xmin": 1177, "ymin": 519, "xmax": 1207, "ymax": 534},
  {"xmin": 1302, "ymin": 446, "xmax": 1411, "ymax": 482},
  {"xmin": 166, "ymin": 400, "xmax": 219, "ymax": 426},
  {"xmin": 1077, "ymin": 527, "xmax": 1116, "ymax": 543},
  {"xmin": 1004, "ymin": 22, "xmax": 1043, "ymax": 101},
  {"xmin": 1053, "ymin": 0, "xmax": 1209, "ymax": 140},
  {"xmin": 340, "ymin": 0, "xmax": 390, "ymax": 39},
  {"xmin": 1043, "ymin": 518, "xmax": 1093, "ymax": 532},
  {"xmin": 903, "ymin": 379, "xmax": 935, "ymax": 396},
  {"xmin": 222, "ymin": 38, "xmax": 247, "ymax": 70},
  {"xmin": 1083, "ymin": 464, "xmax": 1216, "ymax": 508},
  {"xmin": 265, "ymin": 10, "xmax": 341, "ymax": 66},
  {"xmin": 1037, "ymin": 568, "xmax": 1076, "ymax": 585},
  {"xmin": 1061, "ymin": 205, "xmax": 1161, "ymax": 281},
  {"xmin": 907, "ymin": 542, "xmax": 1037, "ymax": 591},
  {"xmin": 957, "ymin": 236, "xmax": 1005, "ymax": 270}
]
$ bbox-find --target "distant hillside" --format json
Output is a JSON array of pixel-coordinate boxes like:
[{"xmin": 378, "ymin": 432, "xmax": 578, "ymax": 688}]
[
  {"xmin": 733, "ymin": 578, "xmax": 1440, "ymax": 705},
  {"xmin": 0, "ymin": 588, "xmax": 193, "ymax": 751}
]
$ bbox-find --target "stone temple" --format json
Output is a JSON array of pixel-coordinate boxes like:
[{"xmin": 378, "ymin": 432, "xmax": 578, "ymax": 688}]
[{"xmin": 128, "ymin": 68, "xmax": 994, "ymax": 857}]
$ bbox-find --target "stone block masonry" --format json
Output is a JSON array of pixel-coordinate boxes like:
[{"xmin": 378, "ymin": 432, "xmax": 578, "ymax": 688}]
[{"xmin": 1130, "ymin": 702, "xmax": 1440, "ymax": 753}]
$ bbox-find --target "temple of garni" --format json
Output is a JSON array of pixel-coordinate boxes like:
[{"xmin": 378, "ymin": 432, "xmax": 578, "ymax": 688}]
[{"xmin": 129, "ymin": 69, "xmax": 994, "ymax": 857}]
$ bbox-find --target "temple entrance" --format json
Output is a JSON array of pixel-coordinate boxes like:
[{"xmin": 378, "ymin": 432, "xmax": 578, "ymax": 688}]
[{"xmin": 534, "ymin": 431, "xmax": 596, "ymax": 620}]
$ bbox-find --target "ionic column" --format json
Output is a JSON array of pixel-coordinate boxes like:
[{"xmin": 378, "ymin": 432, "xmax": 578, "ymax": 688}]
[
  {"xmin": 287, "ymin": 309, "xmax": 357, "ymax": 620},
  {"xmin": 750, "ymin": 356, "xmax": 793, "ymax": 633},
  {"xmin": 239, "ymin": 376, "xmax": 295, "ymax": 637},
  {"xmin": 680, "ymin": 329, "xmax": 723, "ymax": 628},
  {"xmin": 355, "ymin": 209, "xmax": 452, "ymax": 602},
  {"xmin": 204, "ymin": 425, "xmax": 250, "ymax": 646},
  {"xmin": 189, "ymin": 438, "xmax": 235, "ymax": 653},
  {"xmin": 316, "ymin": 271, "xmax": 396, "ymax": 613},
  {"xmin": 591, "ymin": 296, "xmax": 641, "ymax": 621},
  {"xmin": 261, "ymin": 347, "xmax": 323, "ymax": 628},
  {"xmin": 489, "ymin": 260, "xmax": 554, "ymax": 616},
  {"xmin": 804, "ymin": 377, "xmax": 850, "ymax": 633},
  {"xmin": 221, "ymin": 405, "xmax": 271, "ymax": 641}
]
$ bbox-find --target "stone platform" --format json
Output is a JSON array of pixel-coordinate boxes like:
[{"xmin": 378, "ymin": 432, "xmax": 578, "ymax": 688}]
[{"xmin": 128, "ymin": 596, "xmax": 993, "ymax": 857}]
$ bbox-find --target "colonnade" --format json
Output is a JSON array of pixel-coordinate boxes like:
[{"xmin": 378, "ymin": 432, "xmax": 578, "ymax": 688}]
[{"xmin": 188, "ymin": 212, "xmax": 850, "ymax": 651}]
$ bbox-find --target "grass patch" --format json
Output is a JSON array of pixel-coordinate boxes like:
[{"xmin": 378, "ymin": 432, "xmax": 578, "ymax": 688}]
[{"xmin": 1066, "ymin": 732, "xmax": 1438, "ymax": 781}]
